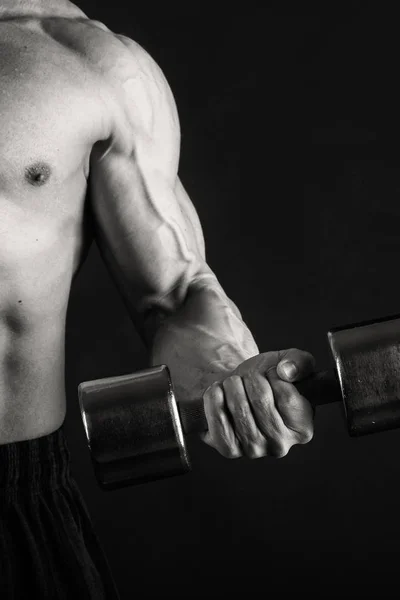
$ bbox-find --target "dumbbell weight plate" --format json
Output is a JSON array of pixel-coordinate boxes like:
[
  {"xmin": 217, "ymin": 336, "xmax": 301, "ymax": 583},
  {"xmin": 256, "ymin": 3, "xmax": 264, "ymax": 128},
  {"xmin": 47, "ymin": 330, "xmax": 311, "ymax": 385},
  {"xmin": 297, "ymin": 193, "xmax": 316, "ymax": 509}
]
[{"xmin": 78, "ymin": 365, "xmax": 190, "ymax": 490}]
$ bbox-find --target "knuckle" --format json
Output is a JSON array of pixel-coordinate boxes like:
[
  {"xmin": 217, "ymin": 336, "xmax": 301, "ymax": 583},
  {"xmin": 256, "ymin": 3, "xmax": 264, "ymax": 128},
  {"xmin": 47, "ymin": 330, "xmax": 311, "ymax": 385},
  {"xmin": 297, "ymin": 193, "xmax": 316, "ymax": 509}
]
[
  {"xmin": 210, "ymin": 426, "xmax": 242, "ymax": 460},
  {"xmin": 286, "ymin": 347, "xmax": 300, "ymax": 355},
  {"xmin": 265, "ymin": 364, "xmax": 277, "ymax": 378},
  {"xmin": 268, "ymin": 440, "xmax": 290, "ymax": 459},
  {"xmin": 279, "ymin": 348, "xmax": 298, "ymax": 362},
  {"xmin": 204, "ymin": 383, "xmax": 224, "ymax": 406},
  {"xmin": 219, "ymin": 445, "xmax": 241, "ymax": 459},
  {"xmin": 286, "ymin": 347, "xmax": 305, "ymax": 358},
  {"xmin": 245, "ymin": 443, "xmax": 266, "ymax": 459},
  {"xmin": 223, "ymin": 374, "xmax": 243, "ymax": 389},
  {"xmin": 282, "ymin": 348, "xmax": 314, "ymax": 365},
  {"xmin": 297, "ymin": 428, "xmax": 314, "ymax": 444}
]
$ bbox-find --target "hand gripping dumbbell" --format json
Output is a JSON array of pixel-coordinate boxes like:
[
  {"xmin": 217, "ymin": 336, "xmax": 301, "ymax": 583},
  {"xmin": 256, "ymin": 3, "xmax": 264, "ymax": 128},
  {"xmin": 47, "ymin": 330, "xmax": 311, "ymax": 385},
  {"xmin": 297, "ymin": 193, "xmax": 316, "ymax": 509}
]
[{"xmin": 78, "ymin": 314, "xmax": 400, "ymax": 491}]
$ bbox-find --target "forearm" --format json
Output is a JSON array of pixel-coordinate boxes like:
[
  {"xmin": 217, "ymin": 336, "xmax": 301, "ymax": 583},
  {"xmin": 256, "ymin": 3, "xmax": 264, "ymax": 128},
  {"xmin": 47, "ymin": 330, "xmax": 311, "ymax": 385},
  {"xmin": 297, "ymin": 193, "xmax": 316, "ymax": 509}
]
[{"xmin": 144, "ymin": 272, "xmax": 260, "ymax": 401}]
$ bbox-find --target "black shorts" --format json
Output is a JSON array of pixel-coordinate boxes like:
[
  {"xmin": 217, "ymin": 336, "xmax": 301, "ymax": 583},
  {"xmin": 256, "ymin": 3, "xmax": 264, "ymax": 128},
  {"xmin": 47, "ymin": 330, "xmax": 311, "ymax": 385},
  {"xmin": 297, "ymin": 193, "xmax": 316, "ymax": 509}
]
[{"xmin": 0, "ymin": 425, "xmax": 120, "ymax": 599}]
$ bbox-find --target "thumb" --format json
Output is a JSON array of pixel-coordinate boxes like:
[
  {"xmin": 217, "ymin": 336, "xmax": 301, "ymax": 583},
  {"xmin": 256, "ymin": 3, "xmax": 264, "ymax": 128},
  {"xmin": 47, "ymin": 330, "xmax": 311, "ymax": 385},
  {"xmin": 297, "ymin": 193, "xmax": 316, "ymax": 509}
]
[{"xmin": 276, "ymin": 349, "xmax": 316, "ymax": 383}]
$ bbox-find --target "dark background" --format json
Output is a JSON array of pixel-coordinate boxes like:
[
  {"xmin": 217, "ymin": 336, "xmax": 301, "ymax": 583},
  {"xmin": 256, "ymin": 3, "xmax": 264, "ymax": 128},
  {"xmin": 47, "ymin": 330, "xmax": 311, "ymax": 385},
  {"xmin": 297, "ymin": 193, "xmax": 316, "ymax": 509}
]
[{"xmin": 65, "ymin": 3, "xmax": 400, "ymax": 597}]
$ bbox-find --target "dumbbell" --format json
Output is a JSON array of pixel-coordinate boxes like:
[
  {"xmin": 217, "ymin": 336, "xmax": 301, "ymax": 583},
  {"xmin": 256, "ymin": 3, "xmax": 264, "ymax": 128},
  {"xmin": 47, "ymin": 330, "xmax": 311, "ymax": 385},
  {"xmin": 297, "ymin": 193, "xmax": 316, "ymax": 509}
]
[{"xmin": 78, "ymin": 313, "xmax": 400, "ymax": 491}]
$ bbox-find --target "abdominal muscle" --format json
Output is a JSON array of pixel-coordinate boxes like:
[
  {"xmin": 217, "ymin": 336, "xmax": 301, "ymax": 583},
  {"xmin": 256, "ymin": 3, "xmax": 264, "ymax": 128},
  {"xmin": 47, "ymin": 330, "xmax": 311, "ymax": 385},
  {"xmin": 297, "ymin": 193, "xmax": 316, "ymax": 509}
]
[{"xmin": 0, "ymin": 208, "xmax": 90, "ymax": 446}]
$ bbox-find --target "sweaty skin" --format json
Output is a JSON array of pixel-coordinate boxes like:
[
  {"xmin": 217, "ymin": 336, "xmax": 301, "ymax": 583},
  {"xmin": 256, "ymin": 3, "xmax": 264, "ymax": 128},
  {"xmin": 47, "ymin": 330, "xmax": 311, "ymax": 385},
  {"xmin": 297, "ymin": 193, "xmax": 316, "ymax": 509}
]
[{"xmin": 0, "ymin": 0, "xmax": 314, "ymax": 457}]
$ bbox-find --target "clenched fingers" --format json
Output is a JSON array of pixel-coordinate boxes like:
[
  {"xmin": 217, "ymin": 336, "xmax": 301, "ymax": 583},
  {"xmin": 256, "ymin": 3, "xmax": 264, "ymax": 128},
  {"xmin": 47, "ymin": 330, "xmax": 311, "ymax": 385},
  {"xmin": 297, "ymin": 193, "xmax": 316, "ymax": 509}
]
[
  {"xmin": 202, "ymin": 382, "xmax": 242, "ymax": 459},
  {"xmin": 240, "ymin": 371, "xmax": 293, "ymax": 457},
  {"xmin": 222, "ymin": 376, "xmax": 267, "ymax": 459},
  {"xmin": 267, "ymin": 366, "xmax": 314, "ymax": 444},
  {"xmin": 202, "ymin": 374, "xmax": 303, "ymax": 459}
]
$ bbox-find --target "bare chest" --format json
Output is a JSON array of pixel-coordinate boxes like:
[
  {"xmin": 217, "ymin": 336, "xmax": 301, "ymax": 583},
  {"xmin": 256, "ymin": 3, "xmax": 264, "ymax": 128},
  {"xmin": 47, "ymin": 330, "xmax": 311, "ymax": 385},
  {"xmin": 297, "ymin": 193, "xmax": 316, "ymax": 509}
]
[
  {"xmin": 0, "ymin": 19, "xmax": 108, "ymax": 305},
  {"xmin": 0, "ymin": 18, "xmax": 106, "ymax": 208}
]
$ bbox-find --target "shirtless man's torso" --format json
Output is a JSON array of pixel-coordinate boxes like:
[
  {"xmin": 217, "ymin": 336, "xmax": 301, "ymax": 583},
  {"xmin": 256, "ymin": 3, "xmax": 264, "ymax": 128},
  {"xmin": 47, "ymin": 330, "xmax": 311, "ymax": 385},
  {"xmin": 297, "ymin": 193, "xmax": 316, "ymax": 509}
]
[{"xmin": 0, "ymin": 2, "xmax": 160, "ymax": 444}]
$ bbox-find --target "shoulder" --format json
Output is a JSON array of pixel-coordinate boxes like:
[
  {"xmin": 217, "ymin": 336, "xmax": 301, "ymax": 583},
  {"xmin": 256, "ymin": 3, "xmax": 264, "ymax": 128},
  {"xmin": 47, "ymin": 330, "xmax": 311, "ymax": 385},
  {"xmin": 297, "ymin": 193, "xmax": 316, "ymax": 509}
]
[
  {"xmin": 45, "ymin": 17, "xmax": 171, "ymax": 95},
  {"xmin": 59, "ymin": 19, "xmax": 175, "ymax": 106},
  {"xmin": 58, "ymin": 19, "xmax": 180, "ymax": 147},
  {"xmin": 81, "ymin": 22, "xmax": 180, "ymax": 158}
]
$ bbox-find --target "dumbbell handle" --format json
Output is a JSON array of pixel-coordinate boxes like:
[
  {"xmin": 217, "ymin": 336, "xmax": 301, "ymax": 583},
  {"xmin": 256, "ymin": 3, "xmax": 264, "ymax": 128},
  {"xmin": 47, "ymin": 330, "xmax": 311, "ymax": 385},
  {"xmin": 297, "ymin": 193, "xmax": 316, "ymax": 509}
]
[{"xmin": 178, "ymin": 369, "xmax": 342, "ymax": 436}]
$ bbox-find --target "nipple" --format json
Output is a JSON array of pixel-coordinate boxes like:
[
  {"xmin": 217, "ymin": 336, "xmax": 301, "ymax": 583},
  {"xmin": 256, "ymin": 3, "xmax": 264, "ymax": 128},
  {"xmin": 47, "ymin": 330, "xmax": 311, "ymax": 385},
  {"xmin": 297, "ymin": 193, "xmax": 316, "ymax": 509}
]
[{"xmin": 25, "ymin": 162, "xmax": 51, "ymax": 186}]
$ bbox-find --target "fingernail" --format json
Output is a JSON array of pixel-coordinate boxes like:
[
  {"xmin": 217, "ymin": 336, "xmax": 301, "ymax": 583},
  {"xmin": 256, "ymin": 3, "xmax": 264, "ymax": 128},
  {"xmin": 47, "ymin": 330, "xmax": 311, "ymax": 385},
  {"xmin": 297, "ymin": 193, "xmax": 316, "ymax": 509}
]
[{"xmin": 280, "ymin": 361, "xmax": 298, "ymax": 380}]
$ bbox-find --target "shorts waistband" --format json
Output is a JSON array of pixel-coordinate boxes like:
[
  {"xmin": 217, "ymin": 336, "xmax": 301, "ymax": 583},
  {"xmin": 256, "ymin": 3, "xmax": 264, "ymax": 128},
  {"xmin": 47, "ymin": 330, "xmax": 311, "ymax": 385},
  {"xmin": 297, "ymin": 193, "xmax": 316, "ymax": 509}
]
[{"xmin": 0, "ymin": 425, "xmax": 72, "ymax": 495}]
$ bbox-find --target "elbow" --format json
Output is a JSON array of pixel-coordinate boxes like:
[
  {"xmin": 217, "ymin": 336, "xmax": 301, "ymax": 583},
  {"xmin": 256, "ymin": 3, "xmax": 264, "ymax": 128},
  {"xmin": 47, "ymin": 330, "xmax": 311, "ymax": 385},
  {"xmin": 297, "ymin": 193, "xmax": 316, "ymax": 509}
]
[{"xmin": 139, "ymin": 263, "xmax": 216, "ymax": 338}]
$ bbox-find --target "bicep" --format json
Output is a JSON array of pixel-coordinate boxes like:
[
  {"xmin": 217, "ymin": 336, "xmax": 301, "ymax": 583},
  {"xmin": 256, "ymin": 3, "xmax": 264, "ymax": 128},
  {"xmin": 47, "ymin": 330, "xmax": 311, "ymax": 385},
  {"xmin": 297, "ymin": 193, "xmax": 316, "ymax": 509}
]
[{"xmin": 89, "ymin": 142, "xmax": 207, "ymax": 321}]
